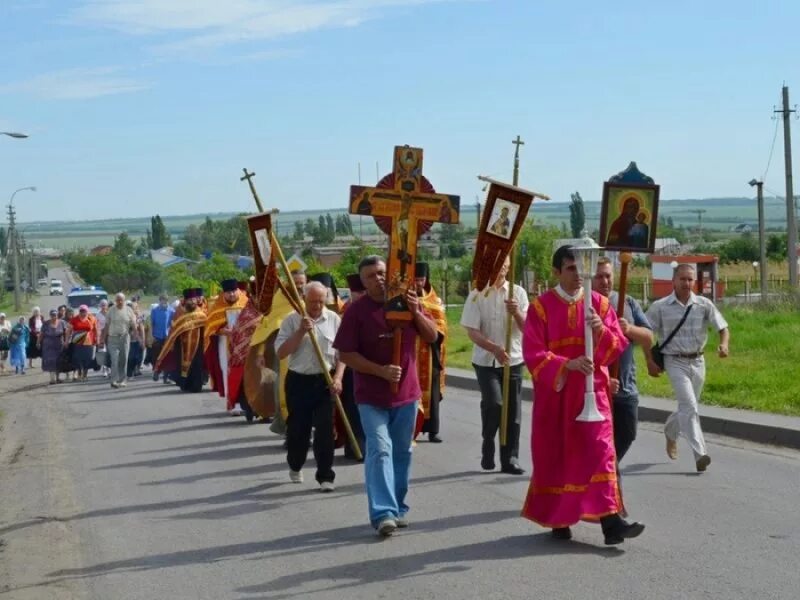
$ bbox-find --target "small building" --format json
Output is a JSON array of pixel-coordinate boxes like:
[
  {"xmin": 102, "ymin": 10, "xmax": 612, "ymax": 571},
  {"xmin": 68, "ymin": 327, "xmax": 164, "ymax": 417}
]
[
  {"xmin": 90, "ymin": 245, "xmax": 113, "ymax": 256},
  {"xmin": 650, "ymin": 254, "xmax": 724, "ymax": 301},
  {"xmin": 150, "ymin": 247, "xmax": 193, "ymax": 267}
]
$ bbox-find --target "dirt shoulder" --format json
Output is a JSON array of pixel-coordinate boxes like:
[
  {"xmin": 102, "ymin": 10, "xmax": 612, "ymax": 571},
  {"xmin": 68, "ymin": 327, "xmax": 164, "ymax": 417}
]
[{"xmin": 0, "ymin": 375, "xmax": 89, "ymax": 599}]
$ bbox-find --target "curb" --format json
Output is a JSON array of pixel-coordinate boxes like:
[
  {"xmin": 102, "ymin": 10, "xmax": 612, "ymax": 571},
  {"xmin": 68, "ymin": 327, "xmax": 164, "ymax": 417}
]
[{"xmin": 447, "ymin": 368, "xmax": 800, "ymax": 451}]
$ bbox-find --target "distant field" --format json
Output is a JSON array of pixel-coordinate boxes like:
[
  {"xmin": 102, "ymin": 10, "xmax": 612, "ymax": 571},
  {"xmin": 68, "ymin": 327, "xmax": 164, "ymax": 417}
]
[{"xmin": 18, "ymin": 197, "xmax": 793, "ymax": 250}]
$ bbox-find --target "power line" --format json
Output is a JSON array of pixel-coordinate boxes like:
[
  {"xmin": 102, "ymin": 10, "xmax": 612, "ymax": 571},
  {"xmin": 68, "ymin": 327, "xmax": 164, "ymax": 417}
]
[{"xmin": 763, "ymin": 111, "xmax": 781, "ymax": 181}]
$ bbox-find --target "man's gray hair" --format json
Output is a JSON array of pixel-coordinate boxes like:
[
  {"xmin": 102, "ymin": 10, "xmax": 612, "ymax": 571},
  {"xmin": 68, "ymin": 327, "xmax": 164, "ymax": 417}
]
[
  {"xmin": 303, "ymin": 281, "xmax": 328, "ymax": 296},
  {"xmin": 115, "ymin": 292, "xmax": 125, "ymax": 301}
]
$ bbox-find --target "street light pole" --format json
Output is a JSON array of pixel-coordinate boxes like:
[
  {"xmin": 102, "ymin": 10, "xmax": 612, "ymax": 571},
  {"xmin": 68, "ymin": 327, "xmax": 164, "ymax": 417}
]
[{"xmin": 8, "ymin": 187, "xmax": 36, "ymax": 311}]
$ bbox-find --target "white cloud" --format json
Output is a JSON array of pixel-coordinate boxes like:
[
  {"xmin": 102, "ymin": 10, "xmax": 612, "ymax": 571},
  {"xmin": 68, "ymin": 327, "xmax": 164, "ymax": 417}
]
[
  {"xmin": 71, "ymin": 0, "xmax": 461, "ymax": 55},
  {"xmin": 0, "ymin": 67, "xmax": 149, "ymax": 100}
]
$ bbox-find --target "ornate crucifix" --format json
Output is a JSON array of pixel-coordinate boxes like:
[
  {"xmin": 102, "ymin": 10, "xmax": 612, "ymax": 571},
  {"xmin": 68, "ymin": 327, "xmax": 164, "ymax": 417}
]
[
  {"xmin": 349, "ymin": 145, "xmax": 460, "ymax": 390},
  {"xmin": 350, "ymin": 145, "xmax": 460, "ymax": 311}
]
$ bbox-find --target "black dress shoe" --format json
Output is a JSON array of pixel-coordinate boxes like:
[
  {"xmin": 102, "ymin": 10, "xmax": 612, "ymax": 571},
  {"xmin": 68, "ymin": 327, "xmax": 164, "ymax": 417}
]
[
  {"xmin": 500, "ymin": 463, "xmax": 526, "ymax": 475},
  {"xmin": 551, "ymin": 527, "xmax": 572, "ymax": 540},
  {"xmin": 428, "ymin": 433, "xmax": 443, "ymax": 443},
  {"xmin": 604, "ymin": 520, "xmax": 645, "ymax": 545},
  {"xmin": 481, "ymin": 457, "xmax": 495, "ymax": 471}
]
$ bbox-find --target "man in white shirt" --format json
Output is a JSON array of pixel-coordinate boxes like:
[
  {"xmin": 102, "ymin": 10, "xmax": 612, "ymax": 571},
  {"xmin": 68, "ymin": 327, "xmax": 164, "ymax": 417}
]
[
  {"xmin": 276, "ymin": 281, "xmax": 345, "ymax": 492},
  {"xmin": 646, "ymin": 264, "xmax": 730, "ymax": 473},
  {"xmin": 460, "ymin": 256, "xmax": 529, "ymax": 475},
  {"xmin": 101, "ymin": 293, "xmax": 137, "ymax": 388}
]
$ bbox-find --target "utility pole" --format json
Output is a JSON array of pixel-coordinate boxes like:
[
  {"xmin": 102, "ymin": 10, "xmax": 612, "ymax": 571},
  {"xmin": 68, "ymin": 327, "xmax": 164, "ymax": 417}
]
[
  {"xmin": 689, "ymin": 209, "xmax": 706, "ymax": 237},
  {"xmin": 750, "ymin": 179, "xmax": 768, "ymax": 300},
  {"xmin": 474, "ymin": 194, "xmax": 482, "ymax": 229},
  {"xmin": 7, "ymin": 204, "xmax": 20, "ymax": 311},
  {"xmin": 776, "ymin": 85, "xmax": 798, "ymax": 287}
]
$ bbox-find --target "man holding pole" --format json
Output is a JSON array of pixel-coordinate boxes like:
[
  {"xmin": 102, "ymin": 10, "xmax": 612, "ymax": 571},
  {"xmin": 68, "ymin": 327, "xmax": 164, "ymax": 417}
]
[
  {"xmin": 334, "ymin": 255, "xmax": 438, "ymax": 537},
  {"xmin": 460, "ymin": 255, "xmax": 527, "ymax": 475},
  {"xmin": 522, "ymin": 246, "xmax": 644, "ymax": 545},
  {"xmin": 275, "ymin": 281, "xmax": 345, "ymax": 492},
  {"xmin": 592, "ymin": 257, "xmax": 653, "ymax": 462}
]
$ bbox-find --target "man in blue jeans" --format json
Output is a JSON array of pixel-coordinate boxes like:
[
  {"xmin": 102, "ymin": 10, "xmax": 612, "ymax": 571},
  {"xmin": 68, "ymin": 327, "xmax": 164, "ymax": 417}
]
[{"xmin": 334, "ymin": 255, "xmax": 438, "ymax": 537}]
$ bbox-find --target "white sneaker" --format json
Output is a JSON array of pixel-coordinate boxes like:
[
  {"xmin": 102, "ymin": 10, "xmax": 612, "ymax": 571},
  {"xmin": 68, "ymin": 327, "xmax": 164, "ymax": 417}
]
[
  {"xmin": 377, "ymin": 518, "xmax": 397, "ymax": 537},
  {"xmin": 289, "ymin": 470, "xmax": 303, "ymax": 483},
  {"xmin": 396, "ymin": 516, "xmax": 409, "ymax": 528},
  {"xmin": 119, "ymin": 381, "xmax": 127, "ymax": 388},
  {"xmin": 319, "ymin": 481, "xmax": 335, "ymax": 493},
  {"xmin": 230, "ymin": 404, "xmax": 244, "ymax": 416}
]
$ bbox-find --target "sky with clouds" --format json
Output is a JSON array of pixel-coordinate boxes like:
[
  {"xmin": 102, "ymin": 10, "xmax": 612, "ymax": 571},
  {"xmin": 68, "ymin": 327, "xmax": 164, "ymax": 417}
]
[{"xmin": 2, "ymin": 0, "xmax": 800, "ymax": 222}]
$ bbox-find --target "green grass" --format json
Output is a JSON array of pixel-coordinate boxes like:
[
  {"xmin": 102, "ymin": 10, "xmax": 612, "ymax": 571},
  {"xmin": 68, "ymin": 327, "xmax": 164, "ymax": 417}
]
[{"xmin": 445, "ymin": 304, "xmax": 800, "ymax": 416}]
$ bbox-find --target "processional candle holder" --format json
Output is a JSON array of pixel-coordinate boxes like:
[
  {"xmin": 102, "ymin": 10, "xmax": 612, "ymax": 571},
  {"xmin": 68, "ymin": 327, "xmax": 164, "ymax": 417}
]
[{"xmin": 572, "ymin": 235, "xmax": 604, "ymax": 423}]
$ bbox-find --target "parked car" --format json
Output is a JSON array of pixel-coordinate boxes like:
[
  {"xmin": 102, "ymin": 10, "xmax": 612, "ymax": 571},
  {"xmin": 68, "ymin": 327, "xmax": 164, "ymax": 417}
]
[{"xmin": 38, "ymin": 278, "xmax": 48, "ymax": 287}]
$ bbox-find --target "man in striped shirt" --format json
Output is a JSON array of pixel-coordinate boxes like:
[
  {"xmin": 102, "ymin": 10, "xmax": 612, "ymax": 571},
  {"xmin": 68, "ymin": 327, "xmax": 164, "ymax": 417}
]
[{"xmin": 646, "ymin": 264, "xmax": 730, "ymax": 473}]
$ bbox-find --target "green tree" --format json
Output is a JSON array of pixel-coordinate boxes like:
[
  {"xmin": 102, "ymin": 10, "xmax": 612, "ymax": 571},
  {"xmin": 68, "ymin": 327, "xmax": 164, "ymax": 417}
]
[
  {"xmin": 439, "ymin": 223, "xmax": 467, "ymax": 258},
  {"xmin": 304, "ymin": 218, "xmax": 316, "ymax": 237},
  {"xmin": 150, "ymin": 215, "xmax": 172, "ymax": 249},
  {"xmin": 0, "ymin": 227, "xmax": 6, "ymax": 258},
  {"xmin": 194, "ymin": 254, "xmax": 246, "ymax": 294},
  {"xmin": 569, "ymin": 191, "xmax": 586, "ymax": 237},
  {"xmin": 325, "ymin": 213, "xmax": 335, "ymax": 238},
  {"xmin": 766, "ymin": 233, "xmax": 788, "ymax": 261},
  {"xmin": 516, "ymin": 220, "xmax": 562, "ymax": 289},
  {"xmin": 294, "ymin": 221, "xmax": 304, "ymax": 240},
  {"xmin": 719, "ymin": 234, "xmax": 759, "ymax": 263},
  {"xmin": 112, "ymin": 233, "xmax": 136, "ymax": 262}
]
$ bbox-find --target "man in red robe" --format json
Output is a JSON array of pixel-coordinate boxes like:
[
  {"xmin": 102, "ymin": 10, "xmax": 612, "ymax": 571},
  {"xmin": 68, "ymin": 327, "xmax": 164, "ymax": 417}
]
[
  {"xmin": 522, "ymin": 245, "xmax": 645, "ymax": 545},
  {"xmin": 204, "ymin": 279, "xmax": 250, "ymax": 415}
]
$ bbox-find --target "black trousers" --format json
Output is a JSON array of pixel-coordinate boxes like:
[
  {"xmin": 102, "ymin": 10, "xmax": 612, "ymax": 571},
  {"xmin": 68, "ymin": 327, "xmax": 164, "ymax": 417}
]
[
  {"xmin": 285, "ymin": 370, "xmax": 335, "ymax": 483},
  {"xmin": 474, "ymin": 363, "xmax": 523, "ymax": 467},
  {"xmin": 612, "ymin": 396, "xmax": 639, "ymax": 462},
  {"xmin": 420, "ymin": 368, "xmax": 442, "ymax": 435}
]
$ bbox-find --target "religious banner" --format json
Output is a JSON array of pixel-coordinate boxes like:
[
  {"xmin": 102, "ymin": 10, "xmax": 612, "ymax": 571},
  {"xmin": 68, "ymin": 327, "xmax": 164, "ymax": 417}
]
[
  {"xmin": 349, "ymin": 145, "xmax": 460, "ymax": 320},
  {"xmin": 599, "ymin": 162, "xmax": 660, "ymax": 253},
  {"xmin": 471, "ymin": 177, "xmax": 545, "ymax": 292},
  {"xmin": 246, "ymin": 211, "xmax": 281, "ymax": 314}
]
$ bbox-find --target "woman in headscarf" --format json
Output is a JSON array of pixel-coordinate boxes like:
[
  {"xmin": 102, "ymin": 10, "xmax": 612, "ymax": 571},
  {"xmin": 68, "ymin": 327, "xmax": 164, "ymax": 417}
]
[
  {"xmin": 0, "ymin": 313, "xmax": 11, "ymax": 374},
  {"xmin": 38, "ymin": 309, "xmax": 67, "ymax": 384},
  {"xmin": 69, "ymin": 305, "xmax": 98, "ymax": 382},
  {"xmin": 28, "ymin": 306, "xmax": 44, "ymax": 369},
  {"xmin": 9, "ymin": 316, "xmax": 30, "ymax": 375}
]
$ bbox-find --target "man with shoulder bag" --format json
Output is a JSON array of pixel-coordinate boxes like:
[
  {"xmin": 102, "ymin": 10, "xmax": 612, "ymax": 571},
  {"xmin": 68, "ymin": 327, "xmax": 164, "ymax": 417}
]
[{"xmin": 646, "ymin": 264, "xmax": 730, "ymax": 473}]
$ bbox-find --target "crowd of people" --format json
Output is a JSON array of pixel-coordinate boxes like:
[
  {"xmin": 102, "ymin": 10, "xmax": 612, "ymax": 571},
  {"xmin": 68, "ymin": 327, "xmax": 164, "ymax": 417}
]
[{"xmin": 9, "ymin": 247, "xmax": 729, "ymax": 544}]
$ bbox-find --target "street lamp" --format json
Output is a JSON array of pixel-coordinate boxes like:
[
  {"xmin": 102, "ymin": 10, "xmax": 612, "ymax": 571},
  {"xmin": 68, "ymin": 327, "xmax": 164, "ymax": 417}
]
[
  {"xmin": 8, "ymin": 187, "xmax": 37, "ymax": 311},
  {"xmin": 571, "ymin": 235, "xmax": 604, "ymax": 423},
  {"xmin": 1, "ymin": 132, "xmax": 28, "ymax": 139}
]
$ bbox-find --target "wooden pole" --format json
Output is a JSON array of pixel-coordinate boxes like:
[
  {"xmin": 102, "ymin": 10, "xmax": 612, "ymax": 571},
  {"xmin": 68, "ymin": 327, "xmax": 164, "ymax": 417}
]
[
  {"xmin": 270, "ymin": 229, "xmax": 363, "ymax": 460},
  {"xmin": 241, "ymin": 168, "xmax": 361, "ymax": 459},
  {"xmin": 609, "ymin": 252, "xmax": 631, "ymax": 379},
  {"xmin": 500, "ymin": 135, "xmax": 524, "ymax": 447}
]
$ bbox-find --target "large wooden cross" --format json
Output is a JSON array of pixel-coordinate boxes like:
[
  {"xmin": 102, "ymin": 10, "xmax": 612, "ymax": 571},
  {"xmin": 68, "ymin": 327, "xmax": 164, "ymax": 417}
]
[{"xmin": 349, "ymin": 145, "xmax": 460, "ymax": 314}]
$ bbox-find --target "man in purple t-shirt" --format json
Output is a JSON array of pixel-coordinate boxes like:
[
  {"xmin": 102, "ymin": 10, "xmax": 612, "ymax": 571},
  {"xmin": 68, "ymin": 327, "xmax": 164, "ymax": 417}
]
[{"xmin": 334, "ymin": 255, "xmax": 438, "ymax": 537}]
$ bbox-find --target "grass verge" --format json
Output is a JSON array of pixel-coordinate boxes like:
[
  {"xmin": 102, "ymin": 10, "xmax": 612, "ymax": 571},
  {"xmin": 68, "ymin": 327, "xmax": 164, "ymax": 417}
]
[{"xmin": 445, "ymin": 304, "xmax": 800, "ymax": 416}]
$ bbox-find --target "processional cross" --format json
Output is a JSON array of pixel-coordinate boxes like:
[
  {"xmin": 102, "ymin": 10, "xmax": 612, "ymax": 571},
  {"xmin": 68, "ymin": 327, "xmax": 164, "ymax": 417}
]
[
  {"xmin": 349, "ymin": 145, "xmax": 460, "ymax": 389},
  {"xmin": 350, "ymin": 145, "xmax": 460, "ymax": 310}
]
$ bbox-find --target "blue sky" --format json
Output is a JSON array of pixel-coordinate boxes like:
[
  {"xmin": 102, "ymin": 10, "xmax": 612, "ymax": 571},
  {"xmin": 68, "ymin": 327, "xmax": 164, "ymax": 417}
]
[{"xmin": 2, "ymin": 0, "xmax": 799, "ymax": 222}]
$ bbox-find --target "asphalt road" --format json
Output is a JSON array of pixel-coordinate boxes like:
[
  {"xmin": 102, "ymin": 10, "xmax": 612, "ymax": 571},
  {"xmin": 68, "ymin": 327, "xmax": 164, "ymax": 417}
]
[{"xmin": 2, "ymin": 271, "xmax": 799, "ymax": 599}]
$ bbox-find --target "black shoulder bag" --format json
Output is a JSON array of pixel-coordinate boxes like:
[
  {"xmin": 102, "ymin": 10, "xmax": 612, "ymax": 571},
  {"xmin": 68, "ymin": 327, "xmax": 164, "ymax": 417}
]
[{"xmin": 652, "ymin": 305, "xmax": 692, "ymax": 370}]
